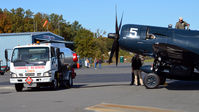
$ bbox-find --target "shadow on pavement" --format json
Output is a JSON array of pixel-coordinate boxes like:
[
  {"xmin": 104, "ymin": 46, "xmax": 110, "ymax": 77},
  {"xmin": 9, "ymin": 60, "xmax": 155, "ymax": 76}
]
[
  {"xmin": 21, "ymin": 84, "xmax": 87, "ymax": 92},
  {"xmin": 23, "ymin": 88, "xmax": 67, "ymax": 92},
  {"xmin": 73, "ymin": 83, "xmax": 130, "ymax": 89},
  {"xmin": 72, "ymin": 84, "xmax": 87, "ymax": 88},
  {"xmin": 19, "ymin": 83, "xmax": 130, "ymax": 92},
  {"xmin": 165, "ymin": 80, "xmax": 199, "ymax": 90},
  {"xmin": 22, "ymin": 86, "xmax": 78, "ymax": 92}
]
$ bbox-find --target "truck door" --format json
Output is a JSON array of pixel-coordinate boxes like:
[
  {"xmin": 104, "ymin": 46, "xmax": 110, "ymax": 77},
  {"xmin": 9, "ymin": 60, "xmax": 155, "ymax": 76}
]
[
  {"xmin": 51, "ymin": 47, "xmax": 58, "ymax": 71},
  {"xmin": 56, "ymin": 48, "xmax": 61, "ymax": 71}
]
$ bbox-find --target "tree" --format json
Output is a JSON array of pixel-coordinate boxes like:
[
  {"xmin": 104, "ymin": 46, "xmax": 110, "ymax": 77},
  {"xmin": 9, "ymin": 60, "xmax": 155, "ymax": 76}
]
[
  {"xmin": 13, "ymin": 8, "xmax": 25, "ymax": 32},
  {"xmin": 0, "ymin": 9, "xmax": 12, "ymax": 33},
  {"xmin": 94, "ymin": 38, "xmax": 108, "ymax": 59},
  {"xmin": 74, "ymin": 28, "xmax": 96, "ymax": 58},
  {"xmin": 68, "ymin": 21, "xmax": 82, "ymax": 40},
  {"xmin": 33, "ymin": 12, "xmax": 45, "ymax": 32},
  {"xmin": 95, "ymin": 29, "xmax": 106, "ymax": 38},
  {"xmin": 25, "ymin": 9, "xmax": 33, "ymax": 18},
  {"xmin": 24, "ymin": 9, "xmax": 34, "ymax": 32}
]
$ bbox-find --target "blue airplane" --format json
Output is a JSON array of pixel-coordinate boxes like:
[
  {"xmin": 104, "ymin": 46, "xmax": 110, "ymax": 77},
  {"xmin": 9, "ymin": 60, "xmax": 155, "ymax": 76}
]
[{"xmin": 108, "ymin": 15, "xmax": 199, "ymax": 89}]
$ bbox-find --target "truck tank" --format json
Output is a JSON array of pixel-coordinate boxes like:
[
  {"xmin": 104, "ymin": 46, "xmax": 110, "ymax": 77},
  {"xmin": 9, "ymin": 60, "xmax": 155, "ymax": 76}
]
[
  {"xmin": 51, "ymin": 42, "xmax": 77, "ymax": 66},
  {"xmin": 59, "ymin": 47, "xmax": 75, "ymax": 66}
]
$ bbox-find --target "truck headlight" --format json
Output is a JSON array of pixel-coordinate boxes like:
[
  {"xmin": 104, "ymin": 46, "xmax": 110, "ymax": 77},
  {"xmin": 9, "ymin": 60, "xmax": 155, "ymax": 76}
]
[
  {"xmin": 43, "ymin": 71, "xmax": 52, "ymax": 77},
  {"xmin": 10, "ymin": 72, "xmax": 17, "ymax": 77}
]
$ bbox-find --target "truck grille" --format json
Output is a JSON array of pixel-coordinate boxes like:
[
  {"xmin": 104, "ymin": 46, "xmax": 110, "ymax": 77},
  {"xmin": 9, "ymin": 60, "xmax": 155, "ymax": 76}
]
[
  {"xmin": 19, "ymin": 73, "xmax": 23, "ymax": 77},
  {"xmin": 37, "ymin": 73, "xmax": 42, "ymax": 76},
  {"xmin": 25, "ymin": 73, "xmax": 35, "ymax": 77}
]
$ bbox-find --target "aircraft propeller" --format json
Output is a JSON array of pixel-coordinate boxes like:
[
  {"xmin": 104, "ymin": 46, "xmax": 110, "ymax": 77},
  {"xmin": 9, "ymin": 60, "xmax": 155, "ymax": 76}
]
[{"xmin": 108, "ymin": 11, "xmax": 123, "ymax": 66}]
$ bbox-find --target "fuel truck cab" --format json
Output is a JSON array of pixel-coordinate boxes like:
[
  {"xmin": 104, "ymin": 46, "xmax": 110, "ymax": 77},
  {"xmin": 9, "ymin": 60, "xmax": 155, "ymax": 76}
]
[{"xmin": 9, "ymin": 42, "xmax": 77, "ymax": 92}]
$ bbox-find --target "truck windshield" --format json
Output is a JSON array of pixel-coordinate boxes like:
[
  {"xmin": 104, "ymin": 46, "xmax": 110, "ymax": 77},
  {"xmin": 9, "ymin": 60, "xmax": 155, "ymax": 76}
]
[{"xmin": 11, "ymin": 47, "xmax": 49, "ymax": 65}]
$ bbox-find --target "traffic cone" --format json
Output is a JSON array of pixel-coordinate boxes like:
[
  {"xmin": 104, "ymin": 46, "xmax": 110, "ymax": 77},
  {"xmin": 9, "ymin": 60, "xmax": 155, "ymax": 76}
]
[{"xmin": 77, "ymin": 63, "xmax": 80, "ymax": 69}]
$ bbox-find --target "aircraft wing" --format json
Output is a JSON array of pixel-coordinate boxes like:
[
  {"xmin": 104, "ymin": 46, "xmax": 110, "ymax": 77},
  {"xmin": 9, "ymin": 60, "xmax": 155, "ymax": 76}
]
[{"xmin": 152, "ymin": 43, "xmax": 199, "ymax": 65}]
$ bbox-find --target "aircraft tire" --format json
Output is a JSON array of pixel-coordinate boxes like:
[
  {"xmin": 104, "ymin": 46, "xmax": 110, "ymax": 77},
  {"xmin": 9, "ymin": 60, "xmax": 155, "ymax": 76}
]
[
  {"xmin": 144, "ymin": 73, "xmax": 160, "ymax": 89},
  {"xmin": 15, "ymin": 84, "xmax": 23, "ymax": 92},
  {"xmin": 159, "ymin": 75, "xmax": 166, "ymax": 85}
]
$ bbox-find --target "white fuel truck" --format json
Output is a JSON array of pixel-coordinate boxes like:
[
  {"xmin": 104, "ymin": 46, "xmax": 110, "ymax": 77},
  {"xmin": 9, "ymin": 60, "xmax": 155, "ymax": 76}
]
[{"xmin": 7, "ymin": 42, "xmax": 78, "ymax": 92}]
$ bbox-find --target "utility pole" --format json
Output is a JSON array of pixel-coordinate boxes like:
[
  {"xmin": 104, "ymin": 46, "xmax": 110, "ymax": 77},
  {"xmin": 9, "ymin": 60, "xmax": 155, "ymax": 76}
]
[{"xmin": 34, "ymin": 20, "xmax": 35, "ymax": 32}]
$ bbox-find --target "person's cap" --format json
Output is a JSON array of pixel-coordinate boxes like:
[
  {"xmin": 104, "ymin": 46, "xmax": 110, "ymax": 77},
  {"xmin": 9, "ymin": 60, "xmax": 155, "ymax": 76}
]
[{"xmin": 179, "ymin": 17, "xmax": 183, "ymax": 20}]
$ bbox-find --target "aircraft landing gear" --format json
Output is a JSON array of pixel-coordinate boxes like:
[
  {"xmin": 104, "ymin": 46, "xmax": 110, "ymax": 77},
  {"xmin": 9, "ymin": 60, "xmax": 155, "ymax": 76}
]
[
  {"xmin": 143, "ymin": 55, "xmax": 166, "ymax": 89},
  {"xmin": 143, "ymin": 55, "xmax": 168, "ymax": 89},
  {"xmin": 159, "ymin": 75, "xmax": 166, "ymax": 85},
  {"xmin": 143, "ymin": 73, "xmax": 160, "ymax": 89}
]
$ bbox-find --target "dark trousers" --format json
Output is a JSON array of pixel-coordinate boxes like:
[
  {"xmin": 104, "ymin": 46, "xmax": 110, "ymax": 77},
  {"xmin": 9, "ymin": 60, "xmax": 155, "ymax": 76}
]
[{"xmin": 131, "ymin": 72, "xmax": 135, "ymax": 84}]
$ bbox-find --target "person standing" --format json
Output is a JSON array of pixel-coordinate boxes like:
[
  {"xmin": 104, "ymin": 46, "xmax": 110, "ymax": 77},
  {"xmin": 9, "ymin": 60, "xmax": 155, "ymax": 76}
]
[
  {"xmin": 85, "ymin": 58, "xmax": 89, "ymax": 68},
  {"xmin": 94, "ymin": 57, "xmax": 97, "ymax": 69},
  {"xmin": 86, "ymin": 59, "xmax": 90, "ymax": 68},
  {"xmin": 175, "ymin": 17, "xmax": 190, "ymax": 30},
  {"xmin": 131, "ymin": 54, "xmax": 143, "ymax": 86},
  {"xmin": 85, "ymin": 59, "xmax": 88, "ymax": 68},
  {"xmin": 98, "ymin": 58, "xmax": 102, "ymax": 69}
]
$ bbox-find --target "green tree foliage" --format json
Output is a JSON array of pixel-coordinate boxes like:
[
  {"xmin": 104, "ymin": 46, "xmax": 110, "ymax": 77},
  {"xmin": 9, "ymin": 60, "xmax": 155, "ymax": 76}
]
[
  {"xmin": 12, "ymin": 8, "xmax": 25, "ymax": 32},
  {"xmin": 94, "ymin": 38, "xmax": 110, "ymax": 59},
  {"xmin": 74, "ymin": 28, "xmax": 97, "ymax": 58},
  {"xmin": 0, "ymin": 8, "xmax": 12, "ymax": 33},
  {"xmin": 24, "ymin": 9, "xmax": 34, "ymax": 32}
]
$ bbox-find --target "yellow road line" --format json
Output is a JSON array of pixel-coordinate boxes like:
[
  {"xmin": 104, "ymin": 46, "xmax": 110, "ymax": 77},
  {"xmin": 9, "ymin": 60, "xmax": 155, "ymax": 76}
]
[
  {"xmin": 86, "ymin": 106, "xmax": 122, "ymax": 112},
  {"xmin": 85, "ymin": 103, "xmax": 179, "ymax": 112}
]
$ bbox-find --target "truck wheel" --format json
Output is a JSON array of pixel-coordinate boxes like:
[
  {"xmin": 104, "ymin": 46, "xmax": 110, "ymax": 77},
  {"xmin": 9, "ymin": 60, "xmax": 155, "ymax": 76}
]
[
  {"xmin": 15, "ymin": 84, "xmax": 23, "ymax": 92},
  {"xmin": 66, "ymin": 75, "xmax": 73, "ymax": 88},
  {"xmin": 52, "ymin": 79, "xmax": 58, "ymax": 89},
  {"xmin": 144, "ymin": 73, "xmax": 160, "ymax": 89},
  {"xmin": 0, "ymin": 72, "xmax": 4, "ymax": 75}
]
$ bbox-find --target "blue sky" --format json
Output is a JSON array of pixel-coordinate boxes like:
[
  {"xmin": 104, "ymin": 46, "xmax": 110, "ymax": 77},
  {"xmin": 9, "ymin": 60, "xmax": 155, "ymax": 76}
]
[{"xmin": 1, "ymin": 0, "xmax": 199, "ymax": 34}]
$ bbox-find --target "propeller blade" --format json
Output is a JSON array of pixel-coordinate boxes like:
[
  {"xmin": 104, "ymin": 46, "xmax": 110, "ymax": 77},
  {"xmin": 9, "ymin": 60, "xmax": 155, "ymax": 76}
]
[
  {"xmin": 109, "ymin": 39, "xmax": 117, "ymax": 63},
  {"xmin": 115, "ymin": 12, "xmax": 123, "ymax": 66},
  {"xmin": 115, "ymin": 13, "xmax": 119, "ymax": 38},
  {"xmin": 108, "ymin": 7, "xmax": 124, "ymax": 66},
  {"xmin": 115, "ymin": 41, "xmax": 119, "ymax": 66},
  {"xmin": 118, "ymin": 12, "xmax": 123, "ymax": 31}
]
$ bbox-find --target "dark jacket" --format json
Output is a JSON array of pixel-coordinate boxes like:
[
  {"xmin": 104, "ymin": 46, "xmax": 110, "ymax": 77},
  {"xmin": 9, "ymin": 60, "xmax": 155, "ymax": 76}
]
[
  {"xmin": 131, "ymin": 56, "xmax": 142, "ymax": 70},
  {"xmin": 175, "ymin": 21, "xmax": 189, "ymax": 29}
]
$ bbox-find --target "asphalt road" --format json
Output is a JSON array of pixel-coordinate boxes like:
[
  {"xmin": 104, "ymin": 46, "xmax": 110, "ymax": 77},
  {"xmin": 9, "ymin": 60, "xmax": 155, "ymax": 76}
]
[{"xmin": 0, "ymin": 63, "xmax": 199, "ymax": 112}]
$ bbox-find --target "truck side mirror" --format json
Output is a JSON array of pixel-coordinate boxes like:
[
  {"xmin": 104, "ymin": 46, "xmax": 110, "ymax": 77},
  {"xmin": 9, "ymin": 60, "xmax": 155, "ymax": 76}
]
[
  {"xmin": 5, "ymin": 49, "xmax": 8, "ymax": 61},
  {"xmin": 56, "ymin": 49, "xmax": 60, "ymax": 58}
]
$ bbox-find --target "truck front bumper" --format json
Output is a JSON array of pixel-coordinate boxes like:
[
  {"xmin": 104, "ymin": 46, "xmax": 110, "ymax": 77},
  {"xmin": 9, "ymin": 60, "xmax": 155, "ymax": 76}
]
[{"xmin": 10, "ymin": 77, "xmax": 53, "ymax": 84}]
